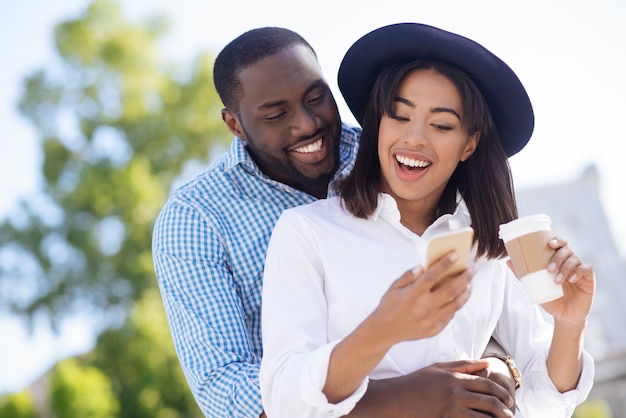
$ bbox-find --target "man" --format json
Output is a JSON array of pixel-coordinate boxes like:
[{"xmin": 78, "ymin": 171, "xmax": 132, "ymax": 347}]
[{"xmin": 152, "ymin": 27, "xmax": 516, "ymax": 417}]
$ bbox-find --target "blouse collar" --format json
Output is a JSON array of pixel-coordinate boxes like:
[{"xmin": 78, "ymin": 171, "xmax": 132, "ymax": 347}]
[{"xmin": 373, "ymin": 192, "xmax": 471, "ymax": 239}]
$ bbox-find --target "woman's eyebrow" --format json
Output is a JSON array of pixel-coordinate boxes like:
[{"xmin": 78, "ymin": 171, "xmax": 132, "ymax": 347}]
[
  {"xmin": 431, "ymin": 107, "xmax": 461, "ymax": 121},
  {"xmin": 394, "ymin": 96, "xmax": 414, "ymax": 108},
  {"xmin": 394, "ymin": 96, "xmax": 461, "ymax": 121}
]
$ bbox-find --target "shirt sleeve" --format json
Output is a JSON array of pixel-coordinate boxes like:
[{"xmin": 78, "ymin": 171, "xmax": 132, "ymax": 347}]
[
  {"xmin": 260, "ymin": 210, "xmax": 368, "ymax": 418},
  {"xmin": 152, "ymin": 200, "xmax": 263, "ymax": 417},
  {"xmin": 494, "ymin": 262, "xmax": 595, "ymax": 418}
]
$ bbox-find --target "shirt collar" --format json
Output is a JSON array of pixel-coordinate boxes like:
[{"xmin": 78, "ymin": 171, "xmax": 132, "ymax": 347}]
[
  {"xmin": 374, "ymin": 192, "xmax": 472, "ymax": 239},
  {"xmin": 223, "ymin": 136, "xmax": 258, "ymax": 174}
]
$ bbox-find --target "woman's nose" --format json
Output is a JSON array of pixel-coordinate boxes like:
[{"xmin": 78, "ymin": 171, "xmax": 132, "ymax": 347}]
[{"xmin": 404, "ymin": 120, "xmax": 428, "ymax": 146}]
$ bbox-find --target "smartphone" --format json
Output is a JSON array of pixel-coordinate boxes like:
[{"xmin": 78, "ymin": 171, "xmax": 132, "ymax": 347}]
[{"xmin": 425, "ymin": 227, "xmax": 474, "ymax": 277}]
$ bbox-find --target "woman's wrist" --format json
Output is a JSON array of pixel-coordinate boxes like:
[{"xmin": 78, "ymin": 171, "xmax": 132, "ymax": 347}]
[{"xmin": 553, "ymin": 318, "xmax": 587, "ymax": 334}]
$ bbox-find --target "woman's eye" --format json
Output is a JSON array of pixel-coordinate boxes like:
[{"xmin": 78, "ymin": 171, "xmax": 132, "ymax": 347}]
[
  {"xmin": 433, "ymin": 124, "xmax": 454, "ymax": 131},
  {"xmin": 389, "ymin": 113, "xmax": 410, "ymax": 122}
]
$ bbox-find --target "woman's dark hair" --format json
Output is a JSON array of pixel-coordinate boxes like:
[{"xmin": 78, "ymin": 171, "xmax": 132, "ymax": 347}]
[{"xmin": 338, "ymin": 59, "xmax": 518, "ymax": 259}]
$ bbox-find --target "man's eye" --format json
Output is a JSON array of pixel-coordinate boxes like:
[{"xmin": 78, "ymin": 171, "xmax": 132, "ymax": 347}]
[
  {"xmin": 307, "ymin": 90, "xmax": 326, "ymax": 105},
  {"xmin": 264, "ymin": 112, "xmax": 286, "ymax": 121}
]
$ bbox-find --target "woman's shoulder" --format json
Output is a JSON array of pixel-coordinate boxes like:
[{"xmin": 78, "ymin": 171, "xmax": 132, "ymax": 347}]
[
  {"xmin": 286, "ymin": 196, "xmax": 345, "ymax": 216},
  {"xmin": 276, "ymin": 196, "xmax": 348, "ymax": 227}
]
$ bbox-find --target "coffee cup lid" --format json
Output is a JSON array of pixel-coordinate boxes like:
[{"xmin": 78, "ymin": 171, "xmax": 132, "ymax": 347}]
[{"xmin": 499, "ymin": 214, "xmax": 551, "ymax": 241}]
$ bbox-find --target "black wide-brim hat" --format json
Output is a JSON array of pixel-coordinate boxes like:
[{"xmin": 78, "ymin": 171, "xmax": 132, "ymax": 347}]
[{"xmin": 338, "ymin": 23, "xmax": 534, "ymax": 157}]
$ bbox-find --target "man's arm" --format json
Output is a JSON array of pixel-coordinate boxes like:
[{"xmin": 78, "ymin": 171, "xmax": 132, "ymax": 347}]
[
  {"xmin": 345, "ymin": 338, "xmax": 517, "ymax": 418},
  {"xmin": 346, "ymin": 360, "xmax": 515, "ymax": 418},
  {"xmin": 153, "ymin": 202, "xmax": 264, "ymax": 417}
]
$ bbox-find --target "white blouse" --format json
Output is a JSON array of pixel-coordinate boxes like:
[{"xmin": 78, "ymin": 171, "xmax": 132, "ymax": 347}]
[{"xmin": 260, "ymin": 194, "xmax": 594, "ymax": 418}]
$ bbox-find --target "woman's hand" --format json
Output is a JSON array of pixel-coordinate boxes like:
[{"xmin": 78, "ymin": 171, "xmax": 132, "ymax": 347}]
[
  {"xmin": 369, "ymin": 250, "xmax": 477, "ymax": 346},
  {"xmin": 540, "ymin": 237, "xmax": 595, "ymax": 326},
  {"xmin": 532, "ymin": 237, "xmax": 595, "ymax": 392},
  {"xmin": 324, "ymin": 251, "xmax": 478, "ymax": 404}
]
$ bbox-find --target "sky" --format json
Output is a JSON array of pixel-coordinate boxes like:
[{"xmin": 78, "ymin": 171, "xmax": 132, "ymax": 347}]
[{"xmin": 1, "ymin": 0, "xmax": 625, "ymax": 394}]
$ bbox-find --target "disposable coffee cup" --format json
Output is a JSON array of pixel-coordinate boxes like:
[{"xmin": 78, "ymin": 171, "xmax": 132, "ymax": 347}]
[{"xmin": 498, "ymin": 214, "xmax": 564, "ymax": 304}]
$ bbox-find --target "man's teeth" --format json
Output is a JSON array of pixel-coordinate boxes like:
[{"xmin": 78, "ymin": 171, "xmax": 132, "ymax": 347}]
[
  {"xmin": 396, "ymin": 155, "xmax": 430, "ymax": 168},
  {"xmin": 294, "ymin": 139, "xmax": 323, "ymax": 153}
]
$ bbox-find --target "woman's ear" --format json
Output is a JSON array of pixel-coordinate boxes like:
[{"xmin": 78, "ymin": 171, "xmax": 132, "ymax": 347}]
[
  {"xmin": 222, "ymin": 108, "xmax": 247, "ymax": 140},
  {"xmin": 460, "ymin": 132, "xmax": 480, "ymax": 162}
]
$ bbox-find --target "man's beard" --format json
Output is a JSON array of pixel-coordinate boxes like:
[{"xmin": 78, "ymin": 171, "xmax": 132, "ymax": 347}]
[{"xmin": 242, "ymin": 126, "xmax": 341, "ymax": 192}]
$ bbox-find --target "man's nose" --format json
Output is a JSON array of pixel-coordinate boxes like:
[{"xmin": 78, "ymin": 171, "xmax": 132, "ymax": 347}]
[{"xmin": 290, "ymin": 107, "xmax": 318, "ymax": 137}]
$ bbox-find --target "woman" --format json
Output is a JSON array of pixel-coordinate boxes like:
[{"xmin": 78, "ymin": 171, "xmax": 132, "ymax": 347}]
[{"xmin": 259, "ymin": 23, "xmax": 594, "ymax": 418}]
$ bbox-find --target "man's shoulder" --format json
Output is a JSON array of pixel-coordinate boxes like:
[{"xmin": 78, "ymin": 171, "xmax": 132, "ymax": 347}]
[
  {"xmin": 170, "ymin": 158, "xmax": 231, "ymax": 199},
  {"xmin": 169, "ymin": 137, "xmax": 256, "ymax": 199},
  {"xmin": 157, "ymin": 152, "xmax": 250, "ymax": 220},
  {"xmin": 340, "ymin": 122, "xmax": 361, "ymax": 143}
]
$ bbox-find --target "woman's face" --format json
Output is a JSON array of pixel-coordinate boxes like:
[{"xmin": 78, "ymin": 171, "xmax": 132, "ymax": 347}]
[{"xmin": 378, "ymin": 68, "xmax": 479, "ymax": 213}]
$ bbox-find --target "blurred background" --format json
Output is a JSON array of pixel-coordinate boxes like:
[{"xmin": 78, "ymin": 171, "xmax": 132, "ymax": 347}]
[{"xmin": 1, "ymin": 0, "xmax": 624, "ymax": 416}]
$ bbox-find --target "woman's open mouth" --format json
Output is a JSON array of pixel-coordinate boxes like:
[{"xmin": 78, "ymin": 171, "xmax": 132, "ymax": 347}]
[{"xmin": 396, "ymin": 154, "xmax": 431, "ymax": 171}]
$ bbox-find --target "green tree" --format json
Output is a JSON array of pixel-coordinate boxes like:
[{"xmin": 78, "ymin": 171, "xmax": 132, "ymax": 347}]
[
  {"xmin": 87, "ymin": 289, "xmax": 202, "ymax": 418},
  {"xmin": 50, "ymin": 358, "xmax": 120, "ymax": 417},
  {"xmin": 0, "ymin": 0, "xmax": 229, "ymax": 324},
  {"xmin": 573, "ymin": 398, "xmax": 613, "ymax": 418},
  {"xmin": 40, "ymin": 290, "xmax": 201, "ymax": 418},
  {"xmin": 0, "ymin": 1, "xmax": 227, "ymax": 415},
  {"xmin": 0, "ymin": 391, "xmax": 36, "ymax": 418}
]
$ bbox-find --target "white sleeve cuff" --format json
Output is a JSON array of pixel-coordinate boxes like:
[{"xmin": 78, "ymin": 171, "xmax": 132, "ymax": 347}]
[
  {"xmin": 518, "ymin": 349, "xmax": 595, "ymax": 418},
  {"xmin": 300, "ymin": 341, "xmax": 369, "ymax": 417}
]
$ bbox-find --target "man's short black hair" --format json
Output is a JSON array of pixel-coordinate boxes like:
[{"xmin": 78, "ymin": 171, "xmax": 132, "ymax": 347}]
[{"xmin": 213, "ymin": 27, "xmax": 317, "ymax": 112}]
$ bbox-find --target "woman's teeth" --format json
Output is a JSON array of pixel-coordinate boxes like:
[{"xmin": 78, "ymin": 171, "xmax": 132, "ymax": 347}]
[{"xmin": 396, "ymin": 155, "xmax": 430, "ymax": 168}]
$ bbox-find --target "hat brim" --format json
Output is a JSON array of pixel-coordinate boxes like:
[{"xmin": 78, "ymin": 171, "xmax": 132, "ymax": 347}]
[{"xmin": 338, "ymin": 23, "xmax": 534, "ymax": 157}]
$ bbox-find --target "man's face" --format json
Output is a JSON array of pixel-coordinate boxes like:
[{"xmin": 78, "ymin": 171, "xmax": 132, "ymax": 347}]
[{"xmin": 223, "ymin": 45, "xmax": 342, "ymax": 196}]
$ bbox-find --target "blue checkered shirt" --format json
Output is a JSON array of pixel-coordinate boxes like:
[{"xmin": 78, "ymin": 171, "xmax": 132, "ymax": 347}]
[{"xmin": 152, "ymin": 123, "xmax": 360, "ymax": 417}]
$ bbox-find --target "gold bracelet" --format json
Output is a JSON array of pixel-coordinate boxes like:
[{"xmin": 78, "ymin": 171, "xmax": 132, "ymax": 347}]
[{"xmin": 483, "ymin": 353, "xmax": 523, "ymax": 389}]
